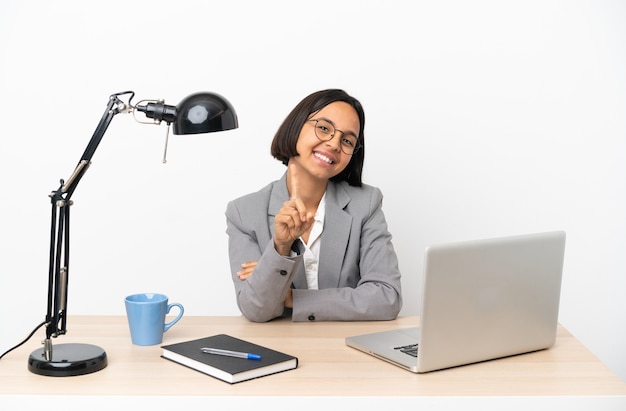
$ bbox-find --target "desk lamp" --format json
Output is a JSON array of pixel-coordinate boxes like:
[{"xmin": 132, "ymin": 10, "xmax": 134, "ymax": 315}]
[{"xmin": 26, "ymin": 90, "xmax": 238, "ymax": 376}]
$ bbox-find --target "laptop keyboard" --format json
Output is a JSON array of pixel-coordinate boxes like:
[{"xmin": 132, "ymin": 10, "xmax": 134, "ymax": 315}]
[{"xmin": 394, "ymin": 343, "xmax": 419, "ymax": 357}]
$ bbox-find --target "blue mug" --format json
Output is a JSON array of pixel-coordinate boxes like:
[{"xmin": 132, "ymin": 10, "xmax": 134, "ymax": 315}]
[{"xmin": 124, "ymin": 293, "xmax": 184, "ymax": 346}]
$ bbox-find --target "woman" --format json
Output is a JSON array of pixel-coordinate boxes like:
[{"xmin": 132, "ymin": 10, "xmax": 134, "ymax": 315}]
[{"xmin": 225, "ymin": 89, "xmax": 402, "ymax": 322}]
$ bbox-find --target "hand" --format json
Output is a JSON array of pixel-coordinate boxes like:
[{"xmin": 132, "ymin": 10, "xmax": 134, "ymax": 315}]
[
  {"xmin": 284, "ymin": 288, "xmax": 293, "ymax": 308},
  {"xmin": 237, "ymin": 261, "xmax": 258, "ymax": 280},
  {"xmin": 274, "ymin": 162, "xmax": 314, "ymax": 255}
]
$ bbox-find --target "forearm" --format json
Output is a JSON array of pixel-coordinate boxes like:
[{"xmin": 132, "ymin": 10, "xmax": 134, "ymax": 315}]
[
  {"xmin": 235, "ymin": 242, "xmax": 302, "ymax": 322},
  {"xmin": 291, "ymin": 282, "xmax": 401, "ymax": 322}
]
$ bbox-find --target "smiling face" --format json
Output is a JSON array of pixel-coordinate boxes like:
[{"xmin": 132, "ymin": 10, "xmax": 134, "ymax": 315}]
[{"xmin": 292, "ymin": 101, "xmax": 361, "ymax": 182}]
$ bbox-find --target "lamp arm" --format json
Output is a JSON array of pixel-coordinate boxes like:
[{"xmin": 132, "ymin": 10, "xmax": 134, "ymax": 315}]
[
  {"xmin": 43, "ymin": 91, "xmax": 134, "ymax": 347},
  {"xmin": 62, "ymin": 91, "xmax": 134, "ymax": 197}
]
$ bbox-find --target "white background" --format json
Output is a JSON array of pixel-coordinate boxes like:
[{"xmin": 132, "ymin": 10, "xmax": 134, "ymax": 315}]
[{"xmin": 1, "ymin": 0, "xmax": 624, "ymax": 382}]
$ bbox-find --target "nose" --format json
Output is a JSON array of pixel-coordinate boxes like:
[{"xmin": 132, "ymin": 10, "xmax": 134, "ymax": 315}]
[{"xmin": 325, "ymin": 131, "xmax": 343, "ymax": 152}]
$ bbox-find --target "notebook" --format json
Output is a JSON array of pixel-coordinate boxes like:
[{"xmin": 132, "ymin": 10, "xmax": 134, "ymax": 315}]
[
  {"xmin": 346, "ymin": 230, "xmax": 566, "ymax": 373},
  {"xmin": 162, "ymin": 334, "xmax": 298, "ymax": 384}
]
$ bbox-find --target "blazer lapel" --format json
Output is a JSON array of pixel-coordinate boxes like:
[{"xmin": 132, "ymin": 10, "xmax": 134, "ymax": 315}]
[{"xmin": 318, "ymin": 182, "xmax": 352, "ymax": 289}]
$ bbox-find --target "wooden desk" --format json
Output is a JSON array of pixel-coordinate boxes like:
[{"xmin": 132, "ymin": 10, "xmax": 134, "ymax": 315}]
[{"xmin": 1, "ymin": 316, "xmax": 625, "ymax": 408}]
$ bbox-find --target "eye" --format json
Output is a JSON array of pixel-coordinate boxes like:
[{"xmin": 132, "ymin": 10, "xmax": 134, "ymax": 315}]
[
  {"xmin": 316, "ymin": 120, "xmax": 333, "ymax": 135},
  {"xmin": 317, "ymin": 124, "xmax": 331, "ymax": 134},
  {"xmin": 341, "ymin": 137, "xmax": 355, "ymax": 148}
]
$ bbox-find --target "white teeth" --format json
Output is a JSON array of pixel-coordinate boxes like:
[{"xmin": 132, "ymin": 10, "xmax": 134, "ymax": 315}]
[{"xmin": 314, "ymin": 152, "xmax": 334, "ymax": 164}]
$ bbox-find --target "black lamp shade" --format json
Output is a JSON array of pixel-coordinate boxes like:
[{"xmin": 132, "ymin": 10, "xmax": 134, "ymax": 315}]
[{"xmin": 173, "ymin": 92, "xmax": 238, "ymax": 135}]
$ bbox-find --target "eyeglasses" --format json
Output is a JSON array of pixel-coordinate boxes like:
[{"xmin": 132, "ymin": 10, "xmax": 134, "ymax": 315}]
[{"xmin": 307, "ymin": 118, "xmax": 361, "ymax": 155}]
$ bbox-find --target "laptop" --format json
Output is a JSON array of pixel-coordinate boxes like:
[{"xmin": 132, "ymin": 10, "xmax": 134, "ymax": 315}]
[{"xmin": 346, "ymin": 231, "xmax": 566, "ymax": 373}]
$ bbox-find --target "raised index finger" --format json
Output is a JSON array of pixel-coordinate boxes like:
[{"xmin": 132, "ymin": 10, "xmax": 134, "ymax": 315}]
[
  {"xmin": 288, "ymin": 161, "xmax": 299, "ymax": 200},
  {"xmin": 287, "ymin": 161, "xmax": 308, "ymax": 223}
]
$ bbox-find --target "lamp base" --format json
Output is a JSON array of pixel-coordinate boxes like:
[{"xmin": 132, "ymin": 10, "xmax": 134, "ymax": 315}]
[{"xmin": 28, "ymin": 343, "xmax": 107, "ymax": 377}]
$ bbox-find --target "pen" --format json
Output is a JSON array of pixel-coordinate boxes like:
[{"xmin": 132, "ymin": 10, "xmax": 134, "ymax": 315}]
[{"xmin": 201, "ymin": 347, "xmax": 262, "ymax": 360}]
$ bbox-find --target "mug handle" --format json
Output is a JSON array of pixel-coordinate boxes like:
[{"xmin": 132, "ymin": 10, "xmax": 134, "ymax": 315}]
[{"xmin": 163, "ymin": 303, "xmax": 184, "ymax": 332}]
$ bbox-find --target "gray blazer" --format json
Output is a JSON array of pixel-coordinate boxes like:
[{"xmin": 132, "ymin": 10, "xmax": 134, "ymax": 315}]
[{"xmin": 225, "ymin": 172, "xmax": 402, "ymax": 322}]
